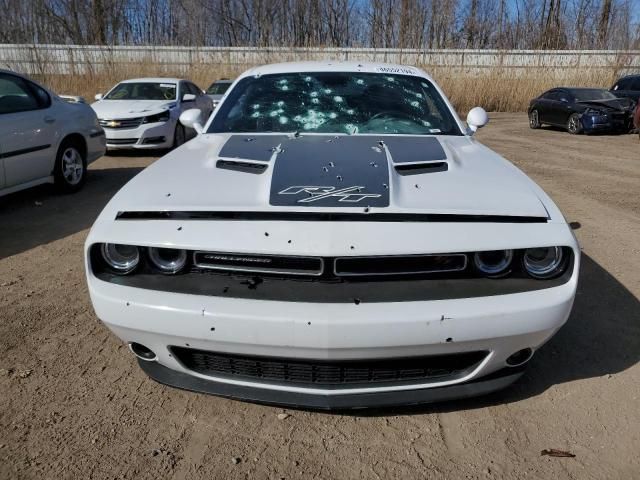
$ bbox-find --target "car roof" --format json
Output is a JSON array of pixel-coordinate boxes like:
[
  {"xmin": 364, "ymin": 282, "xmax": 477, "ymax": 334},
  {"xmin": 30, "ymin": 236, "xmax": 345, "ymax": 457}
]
[
  {"xmin": 0, "ymin": 69, "xmax": 33, "ymax": 80},
  {"xmin": 119, "ymin": 77, "xmax": 184, "ymax": 83},
  {"xmin": 550, "ymin": 87, "xmax": 607, "ymax": 93},
  {"xmin": 0, "ymin": 69, "xmax": 55, "ymax": 94},
  {"xmin": 237, "ymin": 61, "xmax": 432, "ymax": 81},
  {"xmin": 212, "ymin": 79, "xmax": 233, "ymax": 83}
]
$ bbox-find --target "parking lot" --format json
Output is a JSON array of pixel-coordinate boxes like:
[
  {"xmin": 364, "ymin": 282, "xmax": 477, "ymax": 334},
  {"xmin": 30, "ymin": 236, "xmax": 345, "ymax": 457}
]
[{"xmin": 0, "ymin": 112, "xmax": 638, "ymax": 479}]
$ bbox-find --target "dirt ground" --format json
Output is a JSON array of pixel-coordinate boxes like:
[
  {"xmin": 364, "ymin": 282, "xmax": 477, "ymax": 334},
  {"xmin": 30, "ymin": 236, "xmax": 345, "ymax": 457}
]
[{"xmin": 1, "ymin": 113, "xmax": 639, "ymax": 480}]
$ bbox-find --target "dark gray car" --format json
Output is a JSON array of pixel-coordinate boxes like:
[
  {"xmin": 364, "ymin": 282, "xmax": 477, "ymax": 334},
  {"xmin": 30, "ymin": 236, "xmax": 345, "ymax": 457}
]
[{"xmin": 610, "ymin": 74, "xmax": 640, "ymax": 103}]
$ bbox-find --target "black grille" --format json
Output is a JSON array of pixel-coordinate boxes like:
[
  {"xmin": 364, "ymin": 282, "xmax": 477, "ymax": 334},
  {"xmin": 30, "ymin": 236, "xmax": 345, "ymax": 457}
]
[
  {"xmin": 334, "ymin": 254, "xmax": 467, "ymax": 276},
  {"xmin": 193, "ymin": 251, "xmax": 323, "ymax": 276},
  {"xmin": 106, "ymin": 138, "xmax": 138, "ymax": 145},
  {"xmin": 191, "ymin": 251, "xmax": 467, "ymax": 278},
  {"xmin": 171, "ymin": 347, "xmax": 487, "ymax": 388},
  {"xmin": 99, "ymin": 117, "xmax": 144, "ymax": 129}
]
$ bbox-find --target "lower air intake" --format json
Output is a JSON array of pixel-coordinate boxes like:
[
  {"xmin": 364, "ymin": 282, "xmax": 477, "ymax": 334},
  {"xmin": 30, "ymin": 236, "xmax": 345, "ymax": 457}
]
[{"xmin": 171, "ymin": 347, "xmax": 488, "ymax": 389}]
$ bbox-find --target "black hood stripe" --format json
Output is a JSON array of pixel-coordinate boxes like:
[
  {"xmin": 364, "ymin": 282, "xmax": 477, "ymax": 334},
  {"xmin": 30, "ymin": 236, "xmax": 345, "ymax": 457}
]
[{"xmin": 269, "ymin": 135, "xmax": 390, "ymax": 207}]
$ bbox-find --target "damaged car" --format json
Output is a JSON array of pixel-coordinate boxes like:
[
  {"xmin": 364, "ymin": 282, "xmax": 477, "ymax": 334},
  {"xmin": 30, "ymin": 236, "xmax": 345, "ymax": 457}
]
[
  {"xmin": 85, "ymin": 62, "xmax": 580, "ymax": 409},
  {"xmin": 91, "ymin": 78, "xmax": 212, "ymax": 151},
  {"xmin": 528, "ymin": 87, "xmax": 635, "ymax": 134}
]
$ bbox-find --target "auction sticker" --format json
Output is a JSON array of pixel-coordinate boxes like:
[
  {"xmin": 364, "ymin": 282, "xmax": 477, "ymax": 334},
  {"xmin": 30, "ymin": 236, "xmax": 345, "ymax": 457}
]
[{"xmin": 375, "ymin": 66, "xmax": 416, "ymax": 75}]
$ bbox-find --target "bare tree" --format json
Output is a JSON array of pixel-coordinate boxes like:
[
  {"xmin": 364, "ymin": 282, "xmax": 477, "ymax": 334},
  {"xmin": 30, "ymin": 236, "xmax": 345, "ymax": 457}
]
[{"xmin": 0, "ymin": 0, "xmax": 638, "ymax": 50}]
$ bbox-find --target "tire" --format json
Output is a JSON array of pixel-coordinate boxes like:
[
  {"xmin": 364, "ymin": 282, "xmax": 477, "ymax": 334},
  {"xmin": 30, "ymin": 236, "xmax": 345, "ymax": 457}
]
[
  {"xmin": 172, "ymin": 124, "xmax": 186, "ymax": 149},
  {"xmin": 528, "ymin": 110, "xmax": 541, "ymax": 129},
  {"xmin": 54, "ymin": 139, "xmax": 87, "ymax": 193},
  {"xmin": 567, "ymin": 113, "xmax": 583, "ymax": 134}
]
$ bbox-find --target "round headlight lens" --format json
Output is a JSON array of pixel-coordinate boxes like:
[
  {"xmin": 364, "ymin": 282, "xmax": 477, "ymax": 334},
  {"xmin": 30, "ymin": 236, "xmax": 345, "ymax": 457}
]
[
  {"xmin": 473, "ymin": 249, "xmax": 513, "ymax": 276},
  {"xmin": 148, "ymin": 247, "xmax": 187, "ymax": 274},
  {"xmin": 523, "ymin": 247, "xmax": 564, "ymax": 279},
  {"xmin": 101, "ymin": 243, "xmax": 140, "ymax": 273}
]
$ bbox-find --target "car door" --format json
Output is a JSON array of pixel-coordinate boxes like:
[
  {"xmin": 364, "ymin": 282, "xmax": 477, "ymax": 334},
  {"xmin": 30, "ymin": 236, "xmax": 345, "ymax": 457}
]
[
  {"xmin": 552, "ymin": 90, "xmax": 574, "ymax": 126},
  {"xmin": 536, "ymin": 91, "xmax": 558, "ymax": 124},
  {"xmin": 0, "ymin": 73, "xmax": 58, "ymax": 188}
]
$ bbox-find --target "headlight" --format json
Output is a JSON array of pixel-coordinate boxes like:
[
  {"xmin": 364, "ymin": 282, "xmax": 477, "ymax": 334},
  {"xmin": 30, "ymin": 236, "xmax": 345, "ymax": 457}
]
[
  {"xmin": 101, "ymin": 243, "xmax": 140, "ymax": 274},
  {"xmin": 585, "ymin": 108, "xmax": 606, "ymax": 117},
  {"xmin": 523, "ymin": 247, "xmax": 565, "ymax": 279},
  {"xmin": 143, "ymin": 110, "xmax": 170, "ymax": 124},
  {"xmin": 148, "ymin": 247, "xmax": 187, "ymax": 274},
  {"xmin": 473, "ymin": 250, "xmax": 513, "ymax": 276}
]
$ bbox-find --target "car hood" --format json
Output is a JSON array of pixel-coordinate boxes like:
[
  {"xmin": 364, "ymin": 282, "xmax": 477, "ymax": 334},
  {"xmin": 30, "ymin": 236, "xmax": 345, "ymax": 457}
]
[
  {"xmin": 104, "ymin": 133, "xmax": 553, "ymax": 221},
  {"xmin": 577, "ymin": 99, "xmax": 634, "ymax": 111},
  {"xmin": 91, "ymin": 100, "xmax": 176, "ymax": 119}
]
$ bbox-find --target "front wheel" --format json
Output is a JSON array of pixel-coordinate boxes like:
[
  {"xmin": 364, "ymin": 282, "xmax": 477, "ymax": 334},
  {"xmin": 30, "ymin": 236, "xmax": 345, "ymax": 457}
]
[
  {"xmin": 528, "ymin": 110, "xmax": 541, "ymax": 129},
  {"xmin": 567, "ymin": 113, "xmax": 583, "ymax": 134},
  {"xmin": 54, "ymin": 140, "xmax": 86, "ymax": 193}
]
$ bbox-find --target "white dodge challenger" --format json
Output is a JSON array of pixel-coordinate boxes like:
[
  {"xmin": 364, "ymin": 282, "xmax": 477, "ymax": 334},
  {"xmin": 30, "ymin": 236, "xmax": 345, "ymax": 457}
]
[{"xmin": 85, "ymin": 62, "xmax": 579, "ymax": 409}]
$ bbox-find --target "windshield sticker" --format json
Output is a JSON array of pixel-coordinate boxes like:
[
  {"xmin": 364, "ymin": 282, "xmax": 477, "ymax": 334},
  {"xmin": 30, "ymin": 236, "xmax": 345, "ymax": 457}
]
[
  {"xmin": 160, "ymin": 83, "xmax": 175, "ymax": 88},
  {"xmin": 375, "ymin": 66, "xmax": 416, "ymax": 75}
]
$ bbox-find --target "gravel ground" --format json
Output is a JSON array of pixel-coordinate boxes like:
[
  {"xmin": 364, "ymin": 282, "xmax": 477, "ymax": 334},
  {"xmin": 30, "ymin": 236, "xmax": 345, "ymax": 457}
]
[{"xmin": 1, "ymin": 113, "xmax": 639, "ymax": 480}]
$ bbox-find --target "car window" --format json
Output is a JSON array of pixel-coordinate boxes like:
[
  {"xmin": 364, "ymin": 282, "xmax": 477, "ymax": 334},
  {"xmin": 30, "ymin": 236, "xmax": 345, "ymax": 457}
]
[
  {"xmin": 206, "ymin": 82, "xmax": 232, "ymax": 95},
  {"xmin": 0, "ymin": 74, "xmax": 48, "ymax": 114},
  {"xmin": 105, "ymin": 82, "xmax": 176, "ymax": 101},
  {"xmin": 181, "ymin": 82, "xmax": 198, "ymax": 99},
  {"xmin": 208, "ymin": 72, "xmax": 462, "ymax": 136},
  {"xmin": 189, "ymin": 83, "xmax": 202, "ymax": 95},
  {"xmin": 541, "ymin": 91, "xmax": 557, "ymax": 100},
  {"xmin": 613, "ymin": 78, "xmax": 631, "ymax": 90},
  {"xmin": 570, "ymin": 89, "xmax": 617, "ymax": 101},
  {"xmin": 630, "ymin": 77, "xmax": 640, "ymax": 91}
]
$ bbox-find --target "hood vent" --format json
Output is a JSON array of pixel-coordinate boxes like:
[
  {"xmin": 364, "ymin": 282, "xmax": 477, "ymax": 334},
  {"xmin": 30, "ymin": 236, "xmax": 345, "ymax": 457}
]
[
  {"xmin": 219, "ymin": 134, "xmax": 287, "ymax": 161},
  {"xmin": 395, "ymin": 161, "xmax": 448, "ymax": 176},
  {"xmin": 382, "ymin": 136, "xmax": 447, "ymax": 163},
  {"xmin": 216, "ymin": 159, "xmax": 268, "ymax": 174}
]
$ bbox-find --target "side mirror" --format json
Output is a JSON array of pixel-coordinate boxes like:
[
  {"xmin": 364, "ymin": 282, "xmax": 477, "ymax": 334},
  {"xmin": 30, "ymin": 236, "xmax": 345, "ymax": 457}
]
[
  {"xmin": 179, "ymin": 108, "xmax": 204, "ymax": 134},
  {"xmin": 182, "ymin": 93, "xmax": 196, "ymax": 102},
  {"xmin": 94, "ymin": 93, "xmax": 103, "ymax": 101},
  {"xmin": 466, "ymin": 107, "xmax": 489, "ymax": 134}
]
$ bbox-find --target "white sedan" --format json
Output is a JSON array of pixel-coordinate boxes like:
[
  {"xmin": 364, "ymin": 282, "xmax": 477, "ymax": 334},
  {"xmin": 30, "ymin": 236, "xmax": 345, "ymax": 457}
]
[
  {"xmin": 85, "ymin": 62, "xmax": 579, "ymax": 409},
  {"xmin": 91, "ymin": 78, "xmax": 212, "ymax": 151},
  {"xmin": 0, "ymin": 69, "xmax": 105, "ymax": 197}
]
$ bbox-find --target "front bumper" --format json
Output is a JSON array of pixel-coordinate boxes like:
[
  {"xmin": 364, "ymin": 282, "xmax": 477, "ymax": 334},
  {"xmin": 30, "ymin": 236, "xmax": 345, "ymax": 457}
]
[
  {"xmin": 103, "ymin": 120, "xmax": 175, "ymax": 149},
  {"xmin": 139, "ymin": 358, "xmax": 525, "ymax": 409},
  {"xmin": 583, "ymin": 114, "xmax": 632, "ymax": 132},
  {"xmin": 89, "ymin": 270, "xmax": 577, "ymax": 408}
]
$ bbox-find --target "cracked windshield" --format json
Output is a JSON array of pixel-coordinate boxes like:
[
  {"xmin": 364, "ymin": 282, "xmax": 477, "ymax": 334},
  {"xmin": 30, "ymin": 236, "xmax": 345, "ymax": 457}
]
[{"xmin": 208, "ymin": 72, "xmax": 460, "ymax": 135}]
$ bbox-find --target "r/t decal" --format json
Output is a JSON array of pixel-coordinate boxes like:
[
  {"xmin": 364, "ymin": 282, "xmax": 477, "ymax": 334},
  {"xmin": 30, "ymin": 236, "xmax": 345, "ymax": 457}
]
[{"xmin": 278, "ymin": 186, "xmax": 382, "ymax": 203}]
